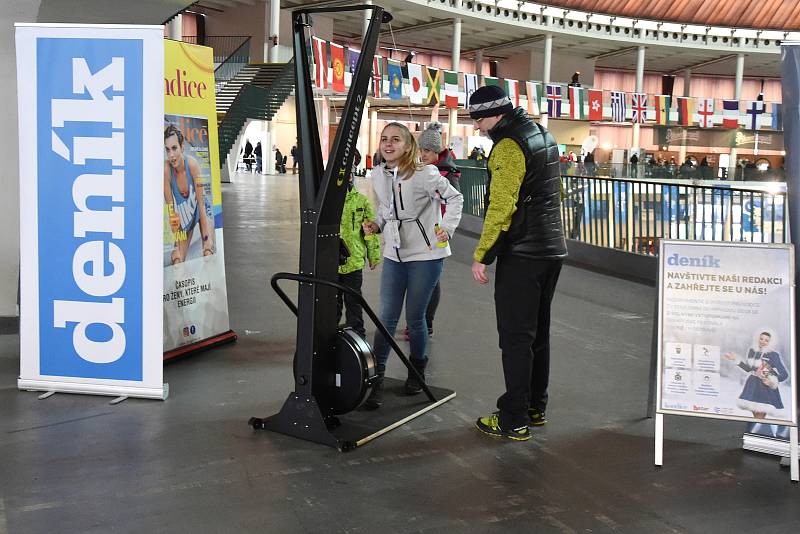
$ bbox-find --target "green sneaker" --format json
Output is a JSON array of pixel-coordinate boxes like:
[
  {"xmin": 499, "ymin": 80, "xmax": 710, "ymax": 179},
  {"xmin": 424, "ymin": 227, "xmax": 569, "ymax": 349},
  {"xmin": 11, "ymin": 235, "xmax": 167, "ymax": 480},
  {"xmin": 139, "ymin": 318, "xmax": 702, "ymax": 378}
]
[
  {"xmin": 528, "ymin": 408, "xmax": 547, "ymax": 427},
  {"xmin": 475, "ymin": 414, "xmax": 531, "ymax": 441}
]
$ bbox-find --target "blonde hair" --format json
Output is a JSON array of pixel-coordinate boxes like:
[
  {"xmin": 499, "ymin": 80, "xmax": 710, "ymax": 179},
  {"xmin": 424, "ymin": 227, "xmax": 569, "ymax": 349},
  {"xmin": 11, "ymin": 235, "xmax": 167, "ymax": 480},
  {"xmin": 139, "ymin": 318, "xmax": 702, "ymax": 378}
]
[{"xmin": 382, "ymin": 122, "xmax": 423, "ymax": 179}]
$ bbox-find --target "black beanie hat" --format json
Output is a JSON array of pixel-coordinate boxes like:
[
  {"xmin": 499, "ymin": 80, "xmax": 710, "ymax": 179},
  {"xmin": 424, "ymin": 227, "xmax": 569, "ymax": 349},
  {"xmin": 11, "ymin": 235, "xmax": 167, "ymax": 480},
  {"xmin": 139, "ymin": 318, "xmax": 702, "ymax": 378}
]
[{"xmin": 468, "ymin": 85, "xmax": 513, "ymax": 119}]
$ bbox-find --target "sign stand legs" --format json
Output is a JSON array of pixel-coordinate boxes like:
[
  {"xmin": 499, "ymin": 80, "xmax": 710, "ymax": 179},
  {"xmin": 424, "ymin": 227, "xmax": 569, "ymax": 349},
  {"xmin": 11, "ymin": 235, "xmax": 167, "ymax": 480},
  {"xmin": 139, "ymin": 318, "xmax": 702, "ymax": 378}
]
[
  {"xmin": 655, "ymin": 413, "xmax": 664, "ymax": 467},
  {"xmin": 789, "ymin": 426, "xmax": 800, "ymax": 482}
]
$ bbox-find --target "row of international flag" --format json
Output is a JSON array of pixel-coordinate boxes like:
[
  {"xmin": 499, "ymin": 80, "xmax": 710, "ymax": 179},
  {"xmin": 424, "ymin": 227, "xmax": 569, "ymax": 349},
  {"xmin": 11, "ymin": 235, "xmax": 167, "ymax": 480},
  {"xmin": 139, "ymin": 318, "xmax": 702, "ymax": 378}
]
[{"xmin": 310, "ymin": 37, "xmax": 782, "ymax": 131}]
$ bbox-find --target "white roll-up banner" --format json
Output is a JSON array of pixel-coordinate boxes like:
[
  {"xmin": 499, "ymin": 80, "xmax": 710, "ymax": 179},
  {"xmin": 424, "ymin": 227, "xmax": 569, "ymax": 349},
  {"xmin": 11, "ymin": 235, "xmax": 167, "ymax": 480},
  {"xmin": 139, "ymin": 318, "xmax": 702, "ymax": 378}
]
[{"xmin": 15, "ymin": 24, "xmax": 166, "ymax": 399}]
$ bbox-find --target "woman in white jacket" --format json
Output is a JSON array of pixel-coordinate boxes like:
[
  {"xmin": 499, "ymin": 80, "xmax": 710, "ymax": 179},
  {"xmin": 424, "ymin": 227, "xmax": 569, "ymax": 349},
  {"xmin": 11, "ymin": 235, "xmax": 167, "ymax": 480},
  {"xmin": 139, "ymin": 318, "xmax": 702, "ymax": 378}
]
[{"xmin": 362, "ymin": 122, "xmax": 463, "ymax": 408}]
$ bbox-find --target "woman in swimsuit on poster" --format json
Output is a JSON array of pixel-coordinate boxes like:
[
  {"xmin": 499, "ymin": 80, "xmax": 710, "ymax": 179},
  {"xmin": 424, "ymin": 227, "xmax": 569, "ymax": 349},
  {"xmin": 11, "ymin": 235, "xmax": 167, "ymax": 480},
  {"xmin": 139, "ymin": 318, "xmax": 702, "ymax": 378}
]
[{"xmin": 164, "ymin": 124, "xmax": 214, "ymax": 264}]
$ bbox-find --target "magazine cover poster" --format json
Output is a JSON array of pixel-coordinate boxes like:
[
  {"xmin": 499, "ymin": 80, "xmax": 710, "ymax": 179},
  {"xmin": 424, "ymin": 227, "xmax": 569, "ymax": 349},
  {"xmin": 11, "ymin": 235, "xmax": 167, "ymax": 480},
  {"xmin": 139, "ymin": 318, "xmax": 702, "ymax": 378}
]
[
  {"xmin": 162, "ymin": 114, "xmax": 229, "ymax": 350},
  {"xmin": 657, "ymin": 241, "xmax": 797, "ymax": 426}
]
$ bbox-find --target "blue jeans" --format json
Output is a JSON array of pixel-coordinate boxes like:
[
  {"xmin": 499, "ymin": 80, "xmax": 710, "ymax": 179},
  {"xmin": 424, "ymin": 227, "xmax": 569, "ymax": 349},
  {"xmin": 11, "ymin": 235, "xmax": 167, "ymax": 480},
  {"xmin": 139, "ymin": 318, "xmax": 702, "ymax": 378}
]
[{"xmin": 373, "ymin": 258, "xmax": 444, "ymax": 366}]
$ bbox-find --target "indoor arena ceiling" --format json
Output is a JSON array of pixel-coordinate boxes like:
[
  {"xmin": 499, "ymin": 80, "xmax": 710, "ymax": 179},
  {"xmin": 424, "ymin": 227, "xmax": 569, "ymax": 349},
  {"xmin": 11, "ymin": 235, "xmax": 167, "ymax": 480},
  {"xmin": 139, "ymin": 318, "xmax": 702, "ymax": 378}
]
[
  {"xmin": 536, "ymin": 1, "xmax": 800, "ymax": 32},
  {"xmin": 202, "ymin": 0, "xmax": 789, "ymax": 78},
  {"xmin": 36, "ymin": 0, "xmax": 194, "ymax": 24}
]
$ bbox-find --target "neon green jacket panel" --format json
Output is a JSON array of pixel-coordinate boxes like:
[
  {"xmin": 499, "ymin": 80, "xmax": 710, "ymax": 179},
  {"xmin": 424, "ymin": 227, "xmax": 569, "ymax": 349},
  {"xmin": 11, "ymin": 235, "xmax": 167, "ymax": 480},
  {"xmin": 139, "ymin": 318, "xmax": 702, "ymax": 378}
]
[
  {"xmin": 473, "ymin": 138, "xmax": 526, "ymax": 264},
  {"xmin": 339, "ymin": 187, "xmax": 382, "ymax": 274}
]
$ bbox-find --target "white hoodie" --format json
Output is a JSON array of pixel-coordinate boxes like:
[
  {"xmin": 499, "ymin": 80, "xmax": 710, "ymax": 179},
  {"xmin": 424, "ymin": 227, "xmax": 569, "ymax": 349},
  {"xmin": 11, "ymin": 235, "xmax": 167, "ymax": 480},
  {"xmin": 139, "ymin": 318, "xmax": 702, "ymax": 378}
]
[{"xmin": 369, "ymin": 163, "xmax": 463, "ymax": 262}]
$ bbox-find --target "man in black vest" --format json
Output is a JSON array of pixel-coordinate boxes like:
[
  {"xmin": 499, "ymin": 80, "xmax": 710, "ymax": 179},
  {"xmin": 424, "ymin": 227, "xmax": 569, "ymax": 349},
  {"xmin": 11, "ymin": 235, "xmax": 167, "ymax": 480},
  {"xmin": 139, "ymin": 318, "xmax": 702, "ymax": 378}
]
[{"xmin": 468, "ymin": 85, "xmax": 567, "ymax": 441}]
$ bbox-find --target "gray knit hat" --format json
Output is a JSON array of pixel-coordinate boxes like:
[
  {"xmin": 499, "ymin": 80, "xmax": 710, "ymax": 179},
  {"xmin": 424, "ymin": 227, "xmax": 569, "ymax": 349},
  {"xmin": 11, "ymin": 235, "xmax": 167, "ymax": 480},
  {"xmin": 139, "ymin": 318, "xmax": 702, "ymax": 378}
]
[
  {"xmin": 418, "ymin": 122, "xmax": 443, "ymax": 152},
  {"xmin": 468, "ymin": 85, "xmax": 513, "ymax": 119}
]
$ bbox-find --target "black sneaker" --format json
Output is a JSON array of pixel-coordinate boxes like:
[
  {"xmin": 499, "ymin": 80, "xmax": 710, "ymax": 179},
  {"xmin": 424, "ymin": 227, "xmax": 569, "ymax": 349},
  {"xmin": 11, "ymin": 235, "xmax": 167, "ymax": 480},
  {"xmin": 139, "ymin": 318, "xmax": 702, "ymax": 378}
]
[
  {"xmin": 528, "ymin": 408, "xmax": 547, "ymax": 427},
  {"xmin": 475, "ymin": 414, "xmax": 531, "ymax": 441}
]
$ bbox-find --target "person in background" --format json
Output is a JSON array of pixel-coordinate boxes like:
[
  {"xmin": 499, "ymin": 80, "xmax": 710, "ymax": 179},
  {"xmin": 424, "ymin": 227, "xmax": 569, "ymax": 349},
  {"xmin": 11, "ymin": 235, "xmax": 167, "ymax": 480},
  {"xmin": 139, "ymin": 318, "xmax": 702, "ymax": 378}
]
[
  {"xmin": 362, "ymin": 122, "xmax": 463, "ymax": 409},
  {"xmin": 584, "ymin": 150, "xmax": 596, "ymax": 177},
  {"xmin": 353, "ymin": 148, "xmax": 362, "ymax": 177},
  {"xmin": 679, "ymin": 157, "xmax": 695, "ymax": 179},
  {"xmin": 275, "ymin": 146, "xmax": 285, "ymax": 174},
  {"xmin": 337, "ymin": 173, "xmax": 381, "ymax": 338},
  {"xmin": 254, "ymin": 141, "xmax": 262, "ymax": 174},
  {"xmin": 699, "ymin": 157, "xmax": 713, "ymax": 180},
  {"xmin": 291, "ymin": 144, "xmax": 299, "ymax": 174},
  {"xmin": 667, "ymin": 157, "xmax": 677, "ymax": 177},
  {"xmin": 468, "ymin": 85, "xmax": 567, "ymax": 441},
  {"xmin": 629, "ymin": 151, "xmax": 639, "ymax": 178},
  {"xmin": 243, "ymin": 139, "xmax": 254, "ymax": 172}
]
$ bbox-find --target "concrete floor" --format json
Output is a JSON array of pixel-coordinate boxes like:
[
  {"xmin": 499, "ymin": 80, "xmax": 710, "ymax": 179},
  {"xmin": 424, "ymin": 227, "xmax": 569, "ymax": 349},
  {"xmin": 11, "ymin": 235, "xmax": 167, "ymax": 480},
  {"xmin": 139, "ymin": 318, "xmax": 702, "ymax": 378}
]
[{"xmin": 1, "ymin": 171, "xmax": 798, "ymax": 533}]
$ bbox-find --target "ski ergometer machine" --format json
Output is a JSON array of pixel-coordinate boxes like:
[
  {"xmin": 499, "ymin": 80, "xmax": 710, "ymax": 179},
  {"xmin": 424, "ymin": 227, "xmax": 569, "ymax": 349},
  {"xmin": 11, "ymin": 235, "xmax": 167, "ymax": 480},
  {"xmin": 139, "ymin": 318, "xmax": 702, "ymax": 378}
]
[{"xmin": 249, "ymin": 4, "xmax": 455, "ymax": 451}]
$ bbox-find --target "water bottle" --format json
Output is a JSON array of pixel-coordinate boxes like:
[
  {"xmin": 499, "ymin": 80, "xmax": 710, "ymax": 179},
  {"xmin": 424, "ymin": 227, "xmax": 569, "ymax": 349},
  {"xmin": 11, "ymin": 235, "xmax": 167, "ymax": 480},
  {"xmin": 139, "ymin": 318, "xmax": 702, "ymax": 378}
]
[{"xmin": 434, "ymin": 224, "xmax": 448, "ymax": 248}]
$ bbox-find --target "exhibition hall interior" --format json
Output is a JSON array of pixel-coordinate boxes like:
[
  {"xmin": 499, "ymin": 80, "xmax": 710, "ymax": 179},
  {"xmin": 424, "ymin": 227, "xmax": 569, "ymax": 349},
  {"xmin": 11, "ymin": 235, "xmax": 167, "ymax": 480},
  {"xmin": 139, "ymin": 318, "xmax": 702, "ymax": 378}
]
[{"xmin": 2, "ymin": 0, "xmax": 800, "ymax": 532}]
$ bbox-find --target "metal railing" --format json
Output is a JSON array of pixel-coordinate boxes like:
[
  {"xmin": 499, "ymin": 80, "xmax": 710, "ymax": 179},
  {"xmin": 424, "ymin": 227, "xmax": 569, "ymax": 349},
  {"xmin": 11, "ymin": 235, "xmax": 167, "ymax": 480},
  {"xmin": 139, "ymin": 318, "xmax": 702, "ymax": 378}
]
[
  {"xmin": 213, "ymin": 37, "xmax": 251, "ymax": 90},
  {"xmin": 175, "ymin": 35, "xmax": 252, "ymax": 92},
  {"xmin": 455, "ymin": 160, "xmax": 487, "ymax": 218},
  {"xmin": 179, "ymin": 35, "xmax": 251, "ymax": 63},
  {"xmin": 561, "ymin": 176, "xmax": 787, "ymax": 254},
  {"xmin": 457, "ymin": 163, "xmax": 788, "ymax": 256},
  {"xmin": 564, "ymin": 162, "xmax": 785, "ymax": 182}
]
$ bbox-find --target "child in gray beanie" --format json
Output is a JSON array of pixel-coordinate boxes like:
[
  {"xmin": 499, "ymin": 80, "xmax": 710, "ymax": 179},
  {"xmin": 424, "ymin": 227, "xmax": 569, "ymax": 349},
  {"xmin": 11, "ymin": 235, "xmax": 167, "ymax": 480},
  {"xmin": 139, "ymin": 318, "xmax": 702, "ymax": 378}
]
[{"xmin": 418, "ymin": 122, "xmax": 443, "ymax": 153}]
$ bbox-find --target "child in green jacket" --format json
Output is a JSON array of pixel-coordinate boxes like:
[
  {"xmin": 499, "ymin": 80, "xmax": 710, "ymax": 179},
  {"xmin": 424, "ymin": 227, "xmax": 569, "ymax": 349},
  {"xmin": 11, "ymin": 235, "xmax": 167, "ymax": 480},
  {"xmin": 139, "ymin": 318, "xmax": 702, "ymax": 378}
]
[{"xmin": 338, "ymin": 179, "xmax": 381, "ymax": 337}]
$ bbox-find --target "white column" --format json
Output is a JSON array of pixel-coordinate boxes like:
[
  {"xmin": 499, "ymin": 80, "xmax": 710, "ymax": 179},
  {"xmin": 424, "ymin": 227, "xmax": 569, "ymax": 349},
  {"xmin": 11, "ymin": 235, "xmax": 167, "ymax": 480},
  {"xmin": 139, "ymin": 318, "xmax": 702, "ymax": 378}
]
[
  {"xmin": 632, "ymin": 45, "xmax": 645, "ymax": 151},
  {"xmin": 363, "ymin": 0, "xmax": 373, "ymax": 37},
  {"xmin": 529, "ymin": 47, "xmax": 538, "ymax": 79},
  {"xmin": 678, "ymin": 67, "xmax": 692, "ymax": 165},
  {"xmin": 683, "ymin": 68, "xmax": 692, "ymax": 97},
  {"xmin": 269, "ymin": 0, "xmax": 281, "ymax": 63},
  {"xmin": 359, "ymin": 101, "xmax": 370, "ymax": 169},
  {"xmin": 678, "ymin": 143, "xmax": 687, "ymax": 167},
  {"xmin": 264, "ymin": 121, "xmax": 275, "ymax": 174},
  {"xmin": 263, "ymin": 2, "xmax": 270, "ymax": 61},
  {"xmin": 449, "ymin": 2, "xmax": 463, "ymax": 149},
  {"xmin": 369, "ymin": 108, "xmax": 378, "ymax": 162},
  {"xmin": 264, "ymin": 0, "xmax": 281, "ymax": 162},
  {"xmin": 734, "ymin": 54, "xmax": 745, "ymax": 100},
  {"xmin": 729, "ymin": 54, "xmax": 745, "ymax": 179},
  {"xmin": 474, "ymin": 49, "xmax": 484, "ymax": 75},
  {"xmin": 167, "ymin": 14, "xmax": 182, "ymax": 40},
  {"xmin": 541, "ymin": 33, "xmax": 553, "ymax": 127},
  {"xmin": 361, "ymin": 1, "xmax": 375, "ymax": 167}
]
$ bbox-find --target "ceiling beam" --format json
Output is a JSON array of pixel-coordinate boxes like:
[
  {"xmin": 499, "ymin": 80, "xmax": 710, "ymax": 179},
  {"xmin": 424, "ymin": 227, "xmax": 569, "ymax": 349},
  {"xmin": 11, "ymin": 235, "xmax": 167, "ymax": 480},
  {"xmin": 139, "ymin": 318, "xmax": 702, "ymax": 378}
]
[
  {"xmin": 287, "ymin": 0, "xmax": 354, "ymax": 9},
  {"xmin": 464, "ymin": 34, "xmax": 545, "ymax": 55},
  {"xmin": 588, "ymin": 46, "xmax": 640, "ymax": 61},
  {"xmin": 194, "ymin": 3, "xmax": 225, "ymax": 13},
  {"xmin": 198, "ymin": 0, "xmax": 239, "ymax": 9},
  {"xmin": 669, "ymin": 54, "xmax": 739, "ymax": 74},
  {"xmin": 380, "ymin": 19, "xmax": 453, "ymax": 37},
  {"xmin": 203, "ymin": 0, "xmax": 244, "ymax": 6}
]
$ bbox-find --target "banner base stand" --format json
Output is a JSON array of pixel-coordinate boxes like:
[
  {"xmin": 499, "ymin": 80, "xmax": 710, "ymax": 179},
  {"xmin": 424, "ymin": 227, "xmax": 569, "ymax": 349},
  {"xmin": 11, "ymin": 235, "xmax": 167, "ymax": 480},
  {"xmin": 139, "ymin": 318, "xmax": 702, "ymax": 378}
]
[
  {"xmin": 18, "ymin": 379, "xmax": 168, "ymax": 400},
  {"xmin": 163, "ymin": 330, "xmax": 238, "ymax": 362},
  {"xmin": 743, "ymin": 433, "xmax": 799, "ymax": 457}
]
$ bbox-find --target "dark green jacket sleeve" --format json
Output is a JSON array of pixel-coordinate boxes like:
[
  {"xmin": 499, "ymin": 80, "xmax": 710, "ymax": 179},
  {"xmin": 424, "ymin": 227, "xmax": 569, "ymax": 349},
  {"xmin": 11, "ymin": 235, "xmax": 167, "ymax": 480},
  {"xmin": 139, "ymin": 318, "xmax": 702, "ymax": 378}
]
[{"xmin": 473, "ymin": 138, "xmax": 526, "ymax": 264}]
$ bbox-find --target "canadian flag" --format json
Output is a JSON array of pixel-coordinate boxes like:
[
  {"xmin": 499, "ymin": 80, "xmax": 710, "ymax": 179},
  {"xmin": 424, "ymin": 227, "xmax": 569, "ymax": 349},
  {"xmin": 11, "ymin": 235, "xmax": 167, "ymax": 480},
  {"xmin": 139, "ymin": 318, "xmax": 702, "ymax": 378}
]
[{"xmin": 588, "ymin": 89, "xmax": 603, "ymax": 120}]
